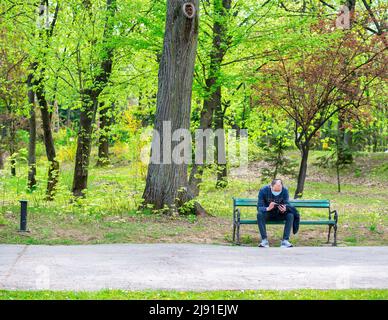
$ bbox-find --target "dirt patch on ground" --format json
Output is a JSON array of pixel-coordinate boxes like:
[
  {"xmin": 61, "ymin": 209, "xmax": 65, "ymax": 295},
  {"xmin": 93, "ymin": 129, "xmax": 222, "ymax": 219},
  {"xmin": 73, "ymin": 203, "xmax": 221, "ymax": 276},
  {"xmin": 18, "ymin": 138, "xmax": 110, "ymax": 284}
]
[
  {"xmin": 1, "ymin": 211, "xmax": 387, "ymax": 246},
  {"xmin": 53, "ymin": 228, "xmax": 101, "ymax": 242}
]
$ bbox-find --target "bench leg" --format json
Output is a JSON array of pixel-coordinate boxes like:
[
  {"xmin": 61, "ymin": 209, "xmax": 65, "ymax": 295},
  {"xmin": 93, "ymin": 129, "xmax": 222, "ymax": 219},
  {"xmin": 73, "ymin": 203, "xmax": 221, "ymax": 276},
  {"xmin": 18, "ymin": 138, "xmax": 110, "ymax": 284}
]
[
  {"xmin": 327, "ymin": 225, "xmax": 332, "ymax": 244},
  {"xmin": 333, "ymin": 224, "xmax": 338, "ymax": 246},
  {"xmin": 236, "ymin": 223, "xmax": 241, "ymax": 245},
  {"xmin": 232, "ymin": 223, "xmax": 236, "ymax": 244}
]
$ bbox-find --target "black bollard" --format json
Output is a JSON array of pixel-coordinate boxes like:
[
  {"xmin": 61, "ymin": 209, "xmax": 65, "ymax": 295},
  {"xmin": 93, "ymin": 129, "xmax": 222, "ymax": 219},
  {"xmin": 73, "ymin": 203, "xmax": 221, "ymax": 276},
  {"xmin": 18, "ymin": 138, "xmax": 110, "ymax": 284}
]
[{"xmin": 19, "ymin": 200, "xmax": 29, "ymax": 232}]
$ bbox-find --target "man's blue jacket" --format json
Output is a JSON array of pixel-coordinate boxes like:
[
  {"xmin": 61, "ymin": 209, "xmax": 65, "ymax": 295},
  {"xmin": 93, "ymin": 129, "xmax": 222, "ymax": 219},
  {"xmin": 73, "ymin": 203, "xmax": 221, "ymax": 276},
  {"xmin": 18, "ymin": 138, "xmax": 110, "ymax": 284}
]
[{"xmin": 257, "ymin": 184, "xmax": 300, "ymax": 234}]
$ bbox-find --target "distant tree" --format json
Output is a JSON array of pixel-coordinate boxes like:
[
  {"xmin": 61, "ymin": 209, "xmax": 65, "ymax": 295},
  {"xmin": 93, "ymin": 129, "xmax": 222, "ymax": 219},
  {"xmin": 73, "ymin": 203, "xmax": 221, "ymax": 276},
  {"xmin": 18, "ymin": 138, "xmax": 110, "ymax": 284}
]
[
  {"xmin": 315, "ymin": 114, "xmax": 354, "ymax": 193},
  {"xmin": 258, "ymin": 25, "xmax": 386, "ymax": 198},
  {"xmin": 0, "ymin": 23, "xmax": 28, "ymax": 176},
  {"xmin": 71, "ymin": 0, "xmax": 118, "ymax": 196},
  {"xmin": 29, "ymin": 1, "xmax": 60, "ymax": 199},
  {"xmin": 260, "ymin": 129, "xmax": 298, "ymax": 182}
]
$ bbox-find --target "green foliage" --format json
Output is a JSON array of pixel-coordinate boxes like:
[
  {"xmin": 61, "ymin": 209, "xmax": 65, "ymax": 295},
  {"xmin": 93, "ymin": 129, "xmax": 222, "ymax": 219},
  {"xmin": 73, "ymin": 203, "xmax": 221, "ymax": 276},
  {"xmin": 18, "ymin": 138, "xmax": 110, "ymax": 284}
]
[
  {"xmin": 0, "ymin": 0, "xmax": 386, "ymax": 220},
  {"xmin": 247, "ymin": 107, "xmax": 298, "ymax": 181},
  {"xmin": 178, "ymin": 199, "xmax": 196, "ymax": 216},
  {"xmin": 53, "ymin": 128, "xmax": 77, "ymax": 147},
  {"xmin": 315, "ymin": 137, "xmax": 353, "ymax": 170},
  {"xmin": 260, "ymin": 131, "xmax": 298, "ymax": 182},
  {"xmin": 1, "ymin": 289, "xmax": 387, "ymax": 300}
]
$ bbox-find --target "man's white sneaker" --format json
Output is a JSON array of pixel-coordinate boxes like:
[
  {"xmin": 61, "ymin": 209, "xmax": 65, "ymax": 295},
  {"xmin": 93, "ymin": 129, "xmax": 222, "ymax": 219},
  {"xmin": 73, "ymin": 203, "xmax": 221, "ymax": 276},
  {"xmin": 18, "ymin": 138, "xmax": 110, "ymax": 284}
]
[
  {"xmin": 280, "ymin": 240, "xmax": 293, "ymax": 248},
  {"xmin": 259, "ymin": 239, "xmax": 270, "ymax": 248}
]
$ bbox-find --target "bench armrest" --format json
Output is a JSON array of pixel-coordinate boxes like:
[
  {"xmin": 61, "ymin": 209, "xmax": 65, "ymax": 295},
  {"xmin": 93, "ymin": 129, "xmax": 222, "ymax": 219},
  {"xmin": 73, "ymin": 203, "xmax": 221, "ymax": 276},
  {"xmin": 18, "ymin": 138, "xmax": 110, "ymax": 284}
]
[{"xmin": 330, "ymin": 209, "xmax": 338, "ymax": 223}]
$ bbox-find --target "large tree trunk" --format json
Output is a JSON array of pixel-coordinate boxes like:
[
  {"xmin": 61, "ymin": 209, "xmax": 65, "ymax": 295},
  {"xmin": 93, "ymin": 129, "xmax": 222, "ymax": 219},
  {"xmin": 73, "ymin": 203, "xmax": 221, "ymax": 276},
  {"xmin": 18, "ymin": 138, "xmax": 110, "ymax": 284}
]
[
  {"xmin": 188, "ymin": 0, "xmax": 231, "ymax": 196},
  {"xmin": 142, "ymin": 0, "xmax": 204, "ymax": 215},
  {"xmin": 27, "ymin": 69, "xmax": 37, "ymax": 190},
  {"xmin": 294, "ymin": 145, "xmax": 309, "ymax": 199}
]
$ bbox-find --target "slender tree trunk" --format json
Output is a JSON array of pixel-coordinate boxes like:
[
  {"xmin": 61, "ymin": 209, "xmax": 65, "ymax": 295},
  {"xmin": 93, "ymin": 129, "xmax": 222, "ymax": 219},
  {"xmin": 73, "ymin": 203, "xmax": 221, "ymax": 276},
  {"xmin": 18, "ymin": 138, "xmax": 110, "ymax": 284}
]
[
  {"xmin": 188, "ymin": 84, "xmax": 220, "ymax": 196},
  {"xmin": 338, "ymin": 112, "xmax": 353, "ymax": 163},
  {"xmin": 214, "ymin": 101, "xmax": 227, "ymax": 188},
  {"xmin": 0, "ymin": 151, "xmax": 4, "ymax": 170},
  {"xmin": 336, "ymin": 160, "xmax": 341, "ymax": 193},
  {"xmin": 35, "ymin": 83, "xmax": 59, "ymax": 200},
  {"xmin": 27, "ymin": 70, "xmax": 37, "ymax": 190},
  {"xmin": 336, "ymin": 124, "xmax": 341, "ymax": 193},
  {"xmin": 28, "ymin": 1, "xmax": 60, "ymax": 199},
  {"xmin": 10, "ymin": 158, "xmax": 16, "ymax": 176},
  {"xmin": 72, "ymin": 91, "xmax": 97, "ymax": 196},
  {"xmin": 273, "ymin": 152, "xmax": 281, "ymax": 180},
  {"xmin": 0, "ymin": 126, "xmax": 5, "ymax": 170},
  {"xmin": 294, "ymin": 145, "xmax": 309, "ymax": 198},
  {"xmin": 66, "ymin": 109, "xmax": 71, "ymax": 127},
  {"xmin": 72, "ymin": 0, "xmax": 116, "ymax": 196},
  {"xmin": 344, "ymin": 130, "xmax": 352, "ymax": 150},
  {"xmin": 9, "ymin": 117, "xmax": 17, "ymax": 176},
  {"xmin": 53, "ymin": 99, "xmax": 60, "ymax": 133},
  {"xmin": 188, "ymin": 86, "xmax": 217, "ymax": 196},
  {"xmin": 142, "ymin": 0, "xmax": 205, "ymax": 216},
  {"xmin": 96, "ymin": 102, "xmax": 113, "ymax": 166}
]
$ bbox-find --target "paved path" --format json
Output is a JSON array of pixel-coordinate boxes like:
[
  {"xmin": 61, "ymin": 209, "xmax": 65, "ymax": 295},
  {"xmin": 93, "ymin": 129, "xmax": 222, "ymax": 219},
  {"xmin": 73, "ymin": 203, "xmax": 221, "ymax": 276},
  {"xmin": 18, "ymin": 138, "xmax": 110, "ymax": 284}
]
[{"xmin": 0, "ymin": 244, "xmax": 387, "ymax": 291}]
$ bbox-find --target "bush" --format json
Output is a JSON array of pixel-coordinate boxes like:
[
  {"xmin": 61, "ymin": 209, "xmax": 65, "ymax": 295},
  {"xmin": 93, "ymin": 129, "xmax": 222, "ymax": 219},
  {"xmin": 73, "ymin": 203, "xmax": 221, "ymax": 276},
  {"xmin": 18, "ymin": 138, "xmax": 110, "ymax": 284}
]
[{"xmin": 57, "ymin": 143, "xmax": 77, "ymax": 162}]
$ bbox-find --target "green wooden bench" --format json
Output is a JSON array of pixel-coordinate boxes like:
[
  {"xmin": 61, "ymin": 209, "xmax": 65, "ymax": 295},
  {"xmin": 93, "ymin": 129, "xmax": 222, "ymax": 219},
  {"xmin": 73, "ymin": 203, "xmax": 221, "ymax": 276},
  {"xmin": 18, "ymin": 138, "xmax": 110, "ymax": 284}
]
[{"xmin": 232, "ymin": 198, "xmax": 338, "ymax": 246}]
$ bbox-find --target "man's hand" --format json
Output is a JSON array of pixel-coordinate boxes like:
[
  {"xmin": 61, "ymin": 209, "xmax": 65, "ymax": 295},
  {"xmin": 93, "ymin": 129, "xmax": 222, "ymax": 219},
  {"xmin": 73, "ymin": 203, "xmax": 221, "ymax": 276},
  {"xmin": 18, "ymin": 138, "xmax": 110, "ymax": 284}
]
[
  {"xmin": 279, "ymin": 204, "xmax": 287, "ymax": 213},
  {"xmin": 267, "ymin": 202, "xmax": 277, "ymax": 211}
]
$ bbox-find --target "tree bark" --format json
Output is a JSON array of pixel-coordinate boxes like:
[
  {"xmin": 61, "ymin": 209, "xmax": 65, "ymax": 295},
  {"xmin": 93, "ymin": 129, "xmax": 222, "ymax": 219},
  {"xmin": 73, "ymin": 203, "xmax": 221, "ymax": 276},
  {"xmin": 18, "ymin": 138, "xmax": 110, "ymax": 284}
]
[
  {"xmin": 142, "ymin": 0, "xmax": 204, "ymax": 215},
  {"xmin": 72, "ymin": 0, "xmax": 116, "ymax": 196},
  {"xmin": 8, "ymin": 116, "xmax": 17, "ymax": 176},
  {"xmin": 35, "ymin": 82, "xmax": 59, "ymax": 200},
  {"xmin": 188, "ymin": 0, "xmax": 231, "ymax": 196},
  {"xmin": 338, "ymin": 112, "xmax": 353, "ymax": 163},
  {"xmin": 0, "ymin": 151, "xmax": 4, "ymax": 170},
  {"xmin": 188, "ymin": 83, "xmax": 220, "ymax": 196},
  {"xmin": 214, "ymin": 100, "xmax": 227, "ymax": 188},
  {"xmin": 28, "ymin": 1, "xmax": 60, "ymax": 199},
  {"xmin": 72, "ymin": 90, "xmax": 97, "ymax": 196},
  {"xmin": 96, "ymin": 102, "xmax": 113, "ymax": 166},
  {"xmin": 0, "ymin": 125, "xmax": 5, "ymax": 170},
  {"xmin": 27, "ymin": 69, "xmax": 37, "ymax": 189},
  {"xmin": 294, "ymin": 145, "xmax": 309, "ymax": 198}
]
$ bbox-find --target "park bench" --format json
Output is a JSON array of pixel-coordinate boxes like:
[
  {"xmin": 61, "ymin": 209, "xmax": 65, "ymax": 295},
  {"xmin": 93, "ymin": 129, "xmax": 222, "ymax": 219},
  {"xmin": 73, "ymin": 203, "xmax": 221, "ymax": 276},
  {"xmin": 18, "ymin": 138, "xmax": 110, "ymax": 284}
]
[{"xmin": 232, "ymin": 198, "xmax": 338, "ymax": 246}]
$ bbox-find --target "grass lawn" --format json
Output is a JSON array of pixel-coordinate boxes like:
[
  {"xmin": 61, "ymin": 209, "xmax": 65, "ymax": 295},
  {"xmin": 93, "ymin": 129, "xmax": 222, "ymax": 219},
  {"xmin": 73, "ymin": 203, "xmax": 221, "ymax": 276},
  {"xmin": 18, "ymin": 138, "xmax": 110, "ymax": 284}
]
[
  {"xmin": 1, "ymin": 289, "xmax": 387, "ymax": 300},
  {"xmin": 0, "ymin": 151, "xmax": 387, "ymax": 247}
]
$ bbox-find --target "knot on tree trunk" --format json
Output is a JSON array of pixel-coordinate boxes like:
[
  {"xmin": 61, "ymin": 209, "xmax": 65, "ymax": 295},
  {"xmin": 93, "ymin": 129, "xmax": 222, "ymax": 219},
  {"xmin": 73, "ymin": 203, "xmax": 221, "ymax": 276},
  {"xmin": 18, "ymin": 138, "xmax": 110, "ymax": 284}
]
[{"xmin": 182, "ymin": 2, "xmax": 196, "ymax": 19}]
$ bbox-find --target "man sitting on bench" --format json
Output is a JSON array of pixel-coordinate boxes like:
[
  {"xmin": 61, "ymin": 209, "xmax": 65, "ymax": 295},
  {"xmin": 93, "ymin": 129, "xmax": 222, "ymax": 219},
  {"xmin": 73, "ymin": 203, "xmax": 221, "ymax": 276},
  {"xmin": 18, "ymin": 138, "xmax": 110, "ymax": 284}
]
[{"xmin": 257, "ymin": 179, "xmax": 299, "ymax": 248}]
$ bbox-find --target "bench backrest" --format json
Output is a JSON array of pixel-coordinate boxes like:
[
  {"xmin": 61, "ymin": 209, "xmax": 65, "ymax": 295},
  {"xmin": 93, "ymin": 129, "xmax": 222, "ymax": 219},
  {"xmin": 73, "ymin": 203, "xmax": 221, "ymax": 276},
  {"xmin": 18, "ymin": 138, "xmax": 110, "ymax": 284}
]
[{"xmin": 233, "ymin": 198, "xmax": 330, "ymax": 208}]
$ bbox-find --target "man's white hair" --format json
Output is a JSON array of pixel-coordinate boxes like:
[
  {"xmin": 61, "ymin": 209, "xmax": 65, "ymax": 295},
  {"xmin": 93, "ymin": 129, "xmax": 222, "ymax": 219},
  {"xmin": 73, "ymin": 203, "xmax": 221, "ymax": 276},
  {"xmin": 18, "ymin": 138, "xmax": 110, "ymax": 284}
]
[{"xmin": 271, "ymin": 179, "xmax": 283, "ymax": 186}]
